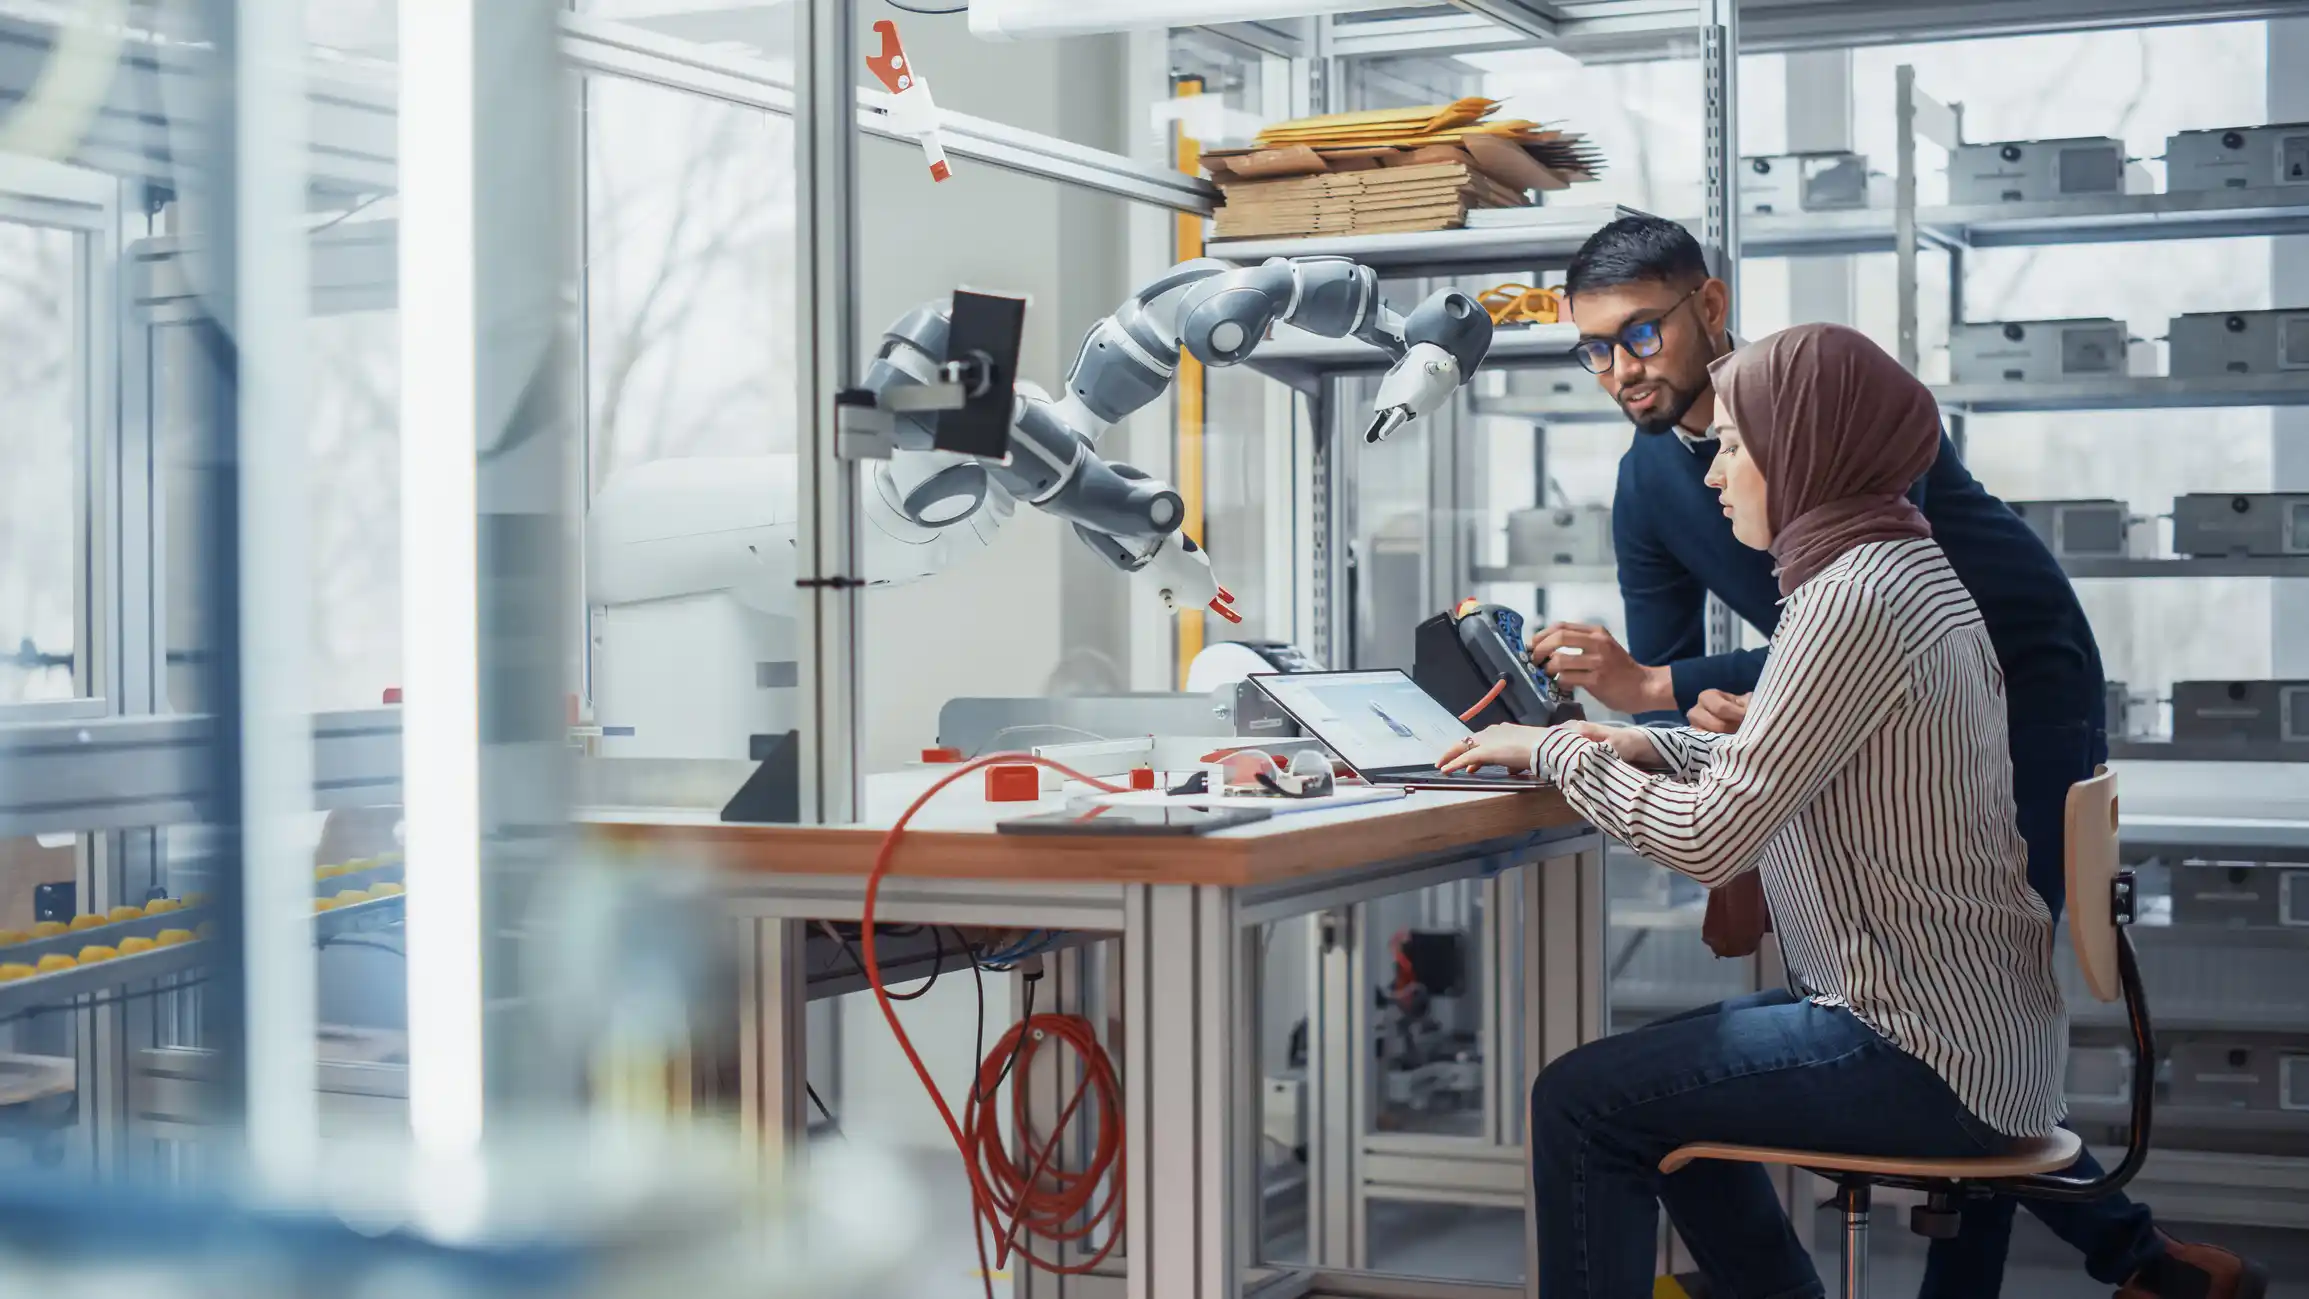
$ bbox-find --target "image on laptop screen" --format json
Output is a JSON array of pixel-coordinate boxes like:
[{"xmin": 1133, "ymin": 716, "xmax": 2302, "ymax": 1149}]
[{"xmin": 1254, "ymin": 671, "xmax": 1472, "ymax": 773}]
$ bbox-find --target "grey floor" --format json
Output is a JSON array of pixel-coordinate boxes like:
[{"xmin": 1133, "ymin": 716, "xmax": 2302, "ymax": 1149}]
[
  {"xmin": 881, "ymin": 1145, "xmax": 2309, "ymax": 1296},
  {"xmin": 1359, "ymin": 1197, "xmax": 2309, "ymax": 1297}
]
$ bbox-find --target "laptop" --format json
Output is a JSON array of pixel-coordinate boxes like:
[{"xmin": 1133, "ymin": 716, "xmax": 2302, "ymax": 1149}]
[{"xmin": 1248, "ymin": 669, "xmax": 1550, "ymax": 791}]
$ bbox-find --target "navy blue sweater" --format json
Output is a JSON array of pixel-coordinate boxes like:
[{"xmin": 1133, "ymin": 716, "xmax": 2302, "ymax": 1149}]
[{"xmin": 1615, "ymin": 429, "xmax": 2105, "ymax": 731}]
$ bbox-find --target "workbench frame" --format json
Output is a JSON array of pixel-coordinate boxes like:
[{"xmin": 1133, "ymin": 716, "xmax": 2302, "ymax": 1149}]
[{"xmin": 720, "ymin": 823, "xmax": 1602, "ymax": 1299}]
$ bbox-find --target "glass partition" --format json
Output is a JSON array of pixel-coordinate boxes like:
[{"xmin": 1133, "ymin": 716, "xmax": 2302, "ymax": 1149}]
[{"xmin": 0, "ymin": 219, "xmax": 87, "ymax": 708}]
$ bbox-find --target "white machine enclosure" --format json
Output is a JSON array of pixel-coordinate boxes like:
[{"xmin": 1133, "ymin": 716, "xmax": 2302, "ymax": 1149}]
[
  {"xmin": 1949, "ymin": 136, "xmax": 2142, "ymax": 204},
  {"xmin": 1506, "ymin": 504, "xmax": 1614, "ymax": 568},
  {"xmin": 2165, "ymin": 123, "xmax": 2309, "ymax": 192},
  {"xmin": 2006, "ymin": 498, "xmax": 2135, "ymax": 558},
  {"xmin": 1739, "ymin": 151, "xmax": 1870, "ymax": 214},
  {"xmin": 2172, "ymin": 492, "xmax": 2309, "ymax": 558},
  {"xmin": 1949, "ymin": 318, "xmax": 2130, "ymax": 383},
  {"xmin": 2167, "ymin": 308, "xmax": 2309, "ymax": 377}
]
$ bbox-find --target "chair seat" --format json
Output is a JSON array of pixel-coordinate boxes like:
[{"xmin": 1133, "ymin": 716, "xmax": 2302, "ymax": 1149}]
[{"xmin": 1658, "ymin": 1128, "xmax": 2083, "ymax": 1180}]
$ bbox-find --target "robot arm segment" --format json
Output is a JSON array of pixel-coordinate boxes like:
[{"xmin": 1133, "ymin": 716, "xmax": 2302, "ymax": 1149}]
[{"xmin": 1060, "ymin": 256, "xmax": 1492, "ymax": 443}]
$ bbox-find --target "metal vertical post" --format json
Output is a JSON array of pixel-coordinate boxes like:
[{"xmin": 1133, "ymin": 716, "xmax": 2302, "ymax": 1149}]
[
  {"xmin": 738, "ymin": 918, "xmax": 809, "ymax": 1166},
  {"xmin": 2273, "ymin": 21, "xmax": 2309, "ymax": 675},
  {"xmin": 400, "ymin": 0, "xmax": 574, "ymax": 1142},
  {"xmin": 1946, "ymin": 243, "xmax": 1968, "ymax": 455},
  {"xmin": 183, "ymin": 0, "xmax": 251, "ymax": 1145},
  {"xmin": 1699, "ymin": 0, "xmax": 1740, "ymax": 659},
  {"xmin": 1697, "ymin": 0, "xmax": 1740, "ymax": 317},
  {"xmin": 795, "ymin": 0, "xmax": 861, "ymax": 825},
  {"xmin": 1522, "ymin": 837, "xmax": 1605, "ymax": 1299},
  {"xmin": 1306, "ymin": 905, "xmax": 1357, "ymax": 1269},
  {"xmin": 1895, "ymin": 65, "xmax": 1921, "ymax": 374},
  {"xmin": 233, "ymin": 0, "xmax": 317, "ymax": 1187}
]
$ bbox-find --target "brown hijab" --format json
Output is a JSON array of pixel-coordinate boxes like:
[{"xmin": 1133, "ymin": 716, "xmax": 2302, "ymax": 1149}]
[
  {"xmin": 1707, "ymin": 323, "xmax": 1942, "ymax": 596},
  {"xmin": 1695, "ymin": 325, "xmax": 1942, "ymax": 958}
]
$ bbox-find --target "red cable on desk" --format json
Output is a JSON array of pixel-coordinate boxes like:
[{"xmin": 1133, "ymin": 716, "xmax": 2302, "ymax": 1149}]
[{"xmin": 860, "ymin": 753, "xmax": 1129, "ymax": 1299}]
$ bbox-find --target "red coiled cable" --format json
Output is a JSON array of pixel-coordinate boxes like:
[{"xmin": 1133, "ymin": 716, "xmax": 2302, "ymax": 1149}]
[{"xmin": 859, "ymin": 754, "xmax": 1129, "ymax": 1299}]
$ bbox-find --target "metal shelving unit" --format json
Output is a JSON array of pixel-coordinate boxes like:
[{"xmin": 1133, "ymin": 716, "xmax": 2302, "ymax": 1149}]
[
  {"xmin": 2111, "ymin": 738, "xmax": 2309, "ymax": 763},
  {"xmin": 2061, "ymin": 556, "xmax": 2309, "ymax": 579},
  {"xmin": 1935, "ymin": 373, "xmax": 2309, "ymax": 414}
]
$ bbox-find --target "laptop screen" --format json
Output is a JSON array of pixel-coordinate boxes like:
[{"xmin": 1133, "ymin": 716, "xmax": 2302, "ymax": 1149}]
[{"xmin": 1253, "ymin": 670, "xmax": 1472, "ymax": 773}]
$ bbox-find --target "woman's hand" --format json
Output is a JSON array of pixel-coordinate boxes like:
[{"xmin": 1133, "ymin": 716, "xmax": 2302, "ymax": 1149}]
[
  {"xmin": 1436, "ymin": 723, "xmax": 1551, "ymax": 774},
  {"xmin": 1438, "ymin": 721, "xmax": 1665, "ymax": 775},
  {"xmin": 1556, "ymin": 720, "xmax": 1668, "ymax": 769}
]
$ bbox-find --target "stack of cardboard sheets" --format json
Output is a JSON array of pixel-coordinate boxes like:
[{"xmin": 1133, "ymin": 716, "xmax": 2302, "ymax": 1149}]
[{"xmin": 1204, "ymin": 99, "xmax": 1603, "ymax": 241}]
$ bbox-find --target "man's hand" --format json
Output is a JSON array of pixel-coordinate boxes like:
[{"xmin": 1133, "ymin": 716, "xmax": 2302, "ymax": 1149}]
[
  {"xmin": 1527, "ymin": 622, "xmax": 1675, "ymax": 715},
  {"xmin": 1686, "ymin": 689, "xmax": 1750, "ymax": 735}
]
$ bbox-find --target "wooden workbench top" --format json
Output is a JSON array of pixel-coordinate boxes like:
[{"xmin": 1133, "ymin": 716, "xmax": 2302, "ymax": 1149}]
[{"xmin": 585, "ymin": 787, "xmax": 1585, "ymax": 888}]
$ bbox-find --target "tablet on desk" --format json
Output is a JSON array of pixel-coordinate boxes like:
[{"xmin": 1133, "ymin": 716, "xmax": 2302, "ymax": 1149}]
[{"xmin": 996, "ymin": 804, "xmax": 1274, "ymax": 836}]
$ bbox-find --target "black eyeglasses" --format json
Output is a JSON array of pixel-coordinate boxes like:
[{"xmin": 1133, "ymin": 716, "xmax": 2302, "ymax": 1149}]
[{"xmin": 1569, "ymin": 284, "xmax": 1705, "ymax": 374}]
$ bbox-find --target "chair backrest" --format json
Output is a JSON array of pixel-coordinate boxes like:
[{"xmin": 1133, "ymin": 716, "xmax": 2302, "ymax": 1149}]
[{"xmin": 2064, "ymin": 765, "xmax": 2122, "ymax": 1003}]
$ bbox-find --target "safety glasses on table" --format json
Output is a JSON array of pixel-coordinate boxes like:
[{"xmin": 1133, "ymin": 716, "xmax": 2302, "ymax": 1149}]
[{"xmin": 1569, "ymin": 283, "xmax": 1704, "ymax": 374}]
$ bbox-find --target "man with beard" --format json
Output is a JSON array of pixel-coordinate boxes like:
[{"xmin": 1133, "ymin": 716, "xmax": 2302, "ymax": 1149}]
[{"xmin": 1523, "ymin": 215, "xmax": 2263, "ymax": 1299}]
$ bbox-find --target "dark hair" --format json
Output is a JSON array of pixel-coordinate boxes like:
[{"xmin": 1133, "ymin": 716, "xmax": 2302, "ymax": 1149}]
[{"xmin": 1565, "ymin": 214, "xmax": 1709, "ymax": 297}]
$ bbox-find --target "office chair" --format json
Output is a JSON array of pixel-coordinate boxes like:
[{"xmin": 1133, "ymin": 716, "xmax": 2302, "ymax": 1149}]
[{"xmin": 1657, "ymin": 767, "xmax": 2152, "ymax": 1299}]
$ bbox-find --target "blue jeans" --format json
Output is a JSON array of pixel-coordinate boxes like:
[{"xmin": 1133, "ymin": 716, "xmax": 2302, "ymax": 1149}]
[
  {"xmin": 1922, "ymin": 721, "xmax": 2162, "ymax": 1294},
  {"xmin": 1531, "ymin": 988, "xmax": 2020, "ymax": 1299}
]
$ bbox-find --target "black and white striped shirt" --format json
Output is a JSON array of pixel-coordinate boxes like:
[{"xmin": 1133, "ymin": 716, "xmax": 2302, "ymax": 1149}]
[{"xmin": 1533, "ymin": 538, "xmax": 2066, "ymax": 1137}]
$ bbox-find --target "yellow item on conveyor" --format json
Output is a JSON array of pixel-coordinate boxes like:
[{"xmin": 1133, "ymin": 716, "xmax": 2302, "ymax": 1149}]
[
  {"xmin": 36, "ymin": 954, "xmax": 76, "ymax": 973},
  {"xmin": 154, "ymin": 929, "xmax": 194, "ymax": 947},
  {"xmin": 108, "ymin": 905, "xmax": 144, "ymax": 923},
  {"xmin": 0, "ymin": 963, "xmax": 33, "ymax": 982},
  {"xmin": 314, "ymin": 898, "xmax": 342, "ymax": 913},
  {"xmin": 29, "ymin": 921, "xmax": 66, "ymax": 939},
  {"xmin": 368, "ymin": 882, "xmax": 405, "ymax": 898},
  {"xmin": 77, "ymin": 945, "xmax": 118, "ymax": 964},
  {"xmin": 144, "ymin": 898, "xmax": 180, "ymax": 916},
  {"xmin": 0, "ymin": 930, "xmax": 25, "ymax": 947},
  {"xmin": 117, "ymin": 936, "xmax": 156, "ymax": 955},
  {"xmin": 316, "ymin": 864, "xmax": 346, "ymax": 879},
  {"xmin": 334, "ymin": 889, "xmax": 370, "ymax": 905},
  {"xmin": 68, "ymin": 915, "xmax": 106, "ymax": 932}
]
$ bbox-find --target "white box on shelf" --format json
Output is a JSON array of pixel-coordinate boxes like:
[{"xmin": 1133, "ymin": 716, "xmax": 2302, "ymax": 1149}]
[
  {"xmin": 2167, "ymin": 309, "xmax": 2309, "ymax": 377},
  {"xmin": 1739, "ymin": 152, "xmax": 1871, "ymax": 214},
  {"xmin": 1949, "ymin": 318, "xmax": 2130, "ymax": 383},
  {"xmin": 1950, "ymin": 137, "xmax": 2145, "ymax": 204},
  {"xmin": 2165, "ymin": 124, "xmax": 2309, "ymax": 192}
]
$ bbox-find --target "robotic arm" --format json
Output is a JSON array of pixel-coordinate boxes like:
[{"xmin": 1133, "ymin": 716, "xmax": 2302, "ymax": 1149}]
[
  {"xmin": 859, "ymin": 256, "xmax": 1492, "ymax": 618},
  {"xmin": 1061, "ymin": 255, "xmax": 1494, "ymax": 444}
]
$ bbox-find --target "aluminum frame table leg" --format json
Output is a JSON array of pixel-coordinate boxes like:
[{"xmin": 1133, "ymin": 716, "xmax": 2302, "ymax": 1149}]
[
  {"xmin": 739, "ymin": 917, "xmax": 809, "ymax": 1167},
  {"xmin": 1521, "ymin": 838, "xmax": 1606, "ymax": 1299},
  {"xmin": 1126, "ymin": 884, "xmax": 1253, "ymax": 1299}
]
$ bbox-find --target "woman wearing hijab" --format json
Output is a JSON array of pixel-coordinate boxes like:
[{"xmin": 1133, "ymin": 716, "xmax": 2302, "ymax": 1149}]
[{"xmin": 1442, "ymin": 323, "xmax": 2067, "ymax": 1298}]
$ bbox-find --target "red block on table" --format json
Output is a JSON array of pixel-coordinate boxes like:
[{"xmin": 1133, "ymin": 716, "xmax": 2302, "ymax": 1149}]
[
  {"xmin": 921, "ymin": 746, "xmax": 964, "ymax": 764},
  {"xmin": 1129, "ymin": 767, "xmax": 1157, "ymax": 790},
  {"xmin": 985, "ymin": 764, "xmax": 1040, "ymax": 802}
]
